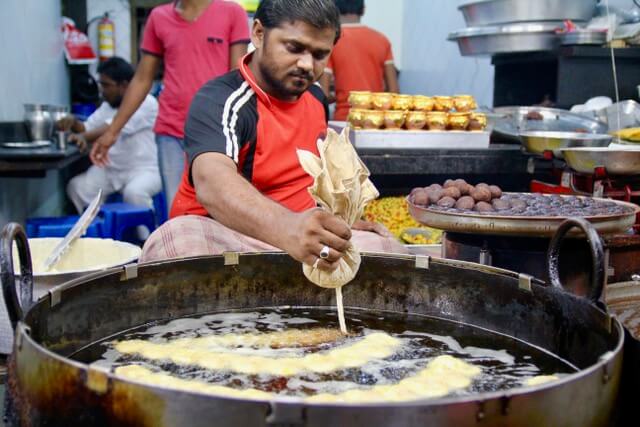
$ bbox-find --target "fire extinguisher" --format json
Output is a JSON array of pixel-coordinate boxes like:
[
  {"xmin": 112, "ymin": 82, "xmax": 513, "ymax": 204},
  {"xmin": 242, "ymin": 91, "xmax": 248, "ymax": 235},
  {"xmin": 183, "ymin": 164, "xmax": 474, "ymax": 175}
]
[{"xmin": 98, "ymin": 13, "xmax": 115, "ymax": 61}]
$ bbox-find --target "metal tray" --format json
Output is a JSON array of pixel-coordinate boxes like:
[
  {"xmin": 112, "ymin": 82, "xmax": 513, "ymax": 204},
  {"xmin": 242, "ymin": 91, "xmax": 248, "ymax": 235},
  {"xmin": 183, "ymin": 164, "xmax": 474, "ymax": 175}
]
[
  {"xmin": 519, "ymin": 131, "xmax": 611, "ymax": 158},
  {"xmin": 0, "ymin": 140, "xmax": 52, "ymax": 149},
  {"xmin": 448, "ymin": 22, "xmax": 562, "ymax": 56},
  {"xmin": 492, "ymin": 106, "xmax": 608, "ymax": 142},
  {"xmin": 350, "ymin": 129, "xmax": 490, "ymax": 150},
  {"xmin": 407, "ymin": 194, "xmax": 639, "ymax": 237},
  {"xmin": 459, "ymin": 0, "xmax": 597, "ymax": 27},
  {"xmin": 562, "ymin": 147, "xmax": 640, "ymax": 176}
]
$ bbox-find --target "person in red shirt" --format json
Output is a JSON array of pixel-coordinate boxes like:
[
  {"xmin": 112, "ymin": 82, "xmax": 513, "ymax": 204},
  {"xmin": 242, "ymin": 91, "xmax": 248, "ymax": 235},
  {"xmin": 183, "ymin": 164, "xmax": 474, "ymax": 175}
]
[
  {"xmin": 319, "ymin": 0, "xmax": 399, "ymax": 121},
  {"xmin": 90, "ymin": 0, "xmax": 250, "ymax": 211},
  {"xmin": 140, "ymin": 0, "xmax": 406, "ymax": 268}
]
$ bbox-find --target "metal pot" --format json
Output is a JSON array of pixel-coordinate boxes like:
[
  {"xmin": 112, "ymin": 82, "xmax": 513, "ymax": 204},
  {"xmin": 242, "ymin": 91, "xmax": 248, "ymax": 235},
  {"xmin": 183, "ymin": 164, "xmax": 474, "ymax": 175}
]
[
  {"xmin": 519, "ymin": 131, "xmax": 612, "ymax": 158},
  {"xmin": 448, "ymin": 22, "xmax": 562, "ymax": 56},
  {"xmin": 0, "ymin": 222, "xmax": 624, "ymax": 426},
  {"xmin": 459, "ymin": 0, "xmax": 598, "ymax": 27},
  {"xmin": 23, "ymin": 104, "xmax": 53, "ymax": 142},
  {"xmin": 561, "ymin": 147, "xmax": 640, "ymax": 176}
]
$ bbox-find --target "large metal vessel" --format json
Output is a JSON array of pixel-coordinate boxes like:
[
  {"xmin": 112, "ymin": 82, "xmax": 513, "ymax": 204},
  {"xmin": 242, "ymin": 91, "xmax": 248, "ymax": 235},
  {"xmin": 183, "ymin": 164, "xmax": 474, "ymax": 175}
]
[
  {"xmin": 458, "ymin": 0, "xmax": 598, "ymax": 27},
  {"xmin": 0, "ymin": 223, "xmax": 624, "ymax": 426}
]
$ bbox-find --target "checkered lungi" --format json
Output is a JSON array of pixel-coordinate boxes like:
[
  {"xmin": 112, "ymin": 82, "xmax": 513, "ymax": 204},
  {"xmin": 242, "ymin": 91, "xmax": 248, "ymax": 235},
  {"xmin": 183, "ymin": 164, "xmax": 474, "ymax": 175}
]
[{"xmin": 140, "ymin": 215, "xmax": 408, "ymax": 263}]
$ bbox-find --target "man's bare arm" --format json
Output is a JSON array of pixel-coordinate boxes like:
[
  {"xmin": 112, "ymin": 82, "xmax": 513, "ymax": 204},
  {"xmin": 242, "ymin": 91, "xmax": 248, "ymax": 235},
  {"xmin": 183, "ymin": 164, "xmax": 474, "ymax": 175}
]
[
  {"xmin": 193, "ymin": 152, "xmax": 351, "ymax": 270},
  {"xmin": 384, "ymin": 63, "xmax": 399, "ymax": 93},
  {"xmin": 90, "ymin": 53, "xmax": 162, "ymax": 166}
]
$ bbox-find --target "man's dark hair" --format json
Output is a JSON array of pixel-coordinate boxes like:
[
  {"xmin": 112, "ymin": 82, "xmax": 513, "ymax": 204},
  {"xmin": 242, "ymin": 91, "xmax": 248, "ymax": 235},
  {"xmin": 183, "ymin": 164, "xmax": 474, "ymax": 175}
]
[
  {"xmin": 255, "ymin": 0, "xmax": 341, "ymax": 43},
  {"xmin": 335, "ymin": 0, "xmax": 364, "ymax": 16},
  {"xmin": 97, "ymin": 57, "xmax": 134, "ymax": 84}
]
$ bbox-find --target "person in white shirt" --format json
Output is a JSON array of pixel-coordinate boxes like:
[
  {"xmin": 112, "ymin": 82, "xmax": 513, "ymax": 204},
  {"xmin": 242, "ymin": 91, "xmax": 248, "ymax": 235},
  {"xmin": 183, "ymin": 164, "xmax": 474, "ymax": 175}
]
[{"xmin": 60, "ymin": 57, "xmax": 161, "ymax": 238}]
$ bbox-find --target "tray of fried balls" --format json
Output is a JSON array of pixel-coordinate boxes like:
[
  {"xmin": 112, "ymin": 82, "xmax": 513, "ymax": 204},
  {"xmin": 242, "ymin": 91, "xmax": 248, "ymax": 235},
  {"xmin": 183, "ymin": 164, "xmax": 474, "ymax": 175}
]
[{"xmin": 407, "ymin": 179, "xmax": 640, "ymax": 237}]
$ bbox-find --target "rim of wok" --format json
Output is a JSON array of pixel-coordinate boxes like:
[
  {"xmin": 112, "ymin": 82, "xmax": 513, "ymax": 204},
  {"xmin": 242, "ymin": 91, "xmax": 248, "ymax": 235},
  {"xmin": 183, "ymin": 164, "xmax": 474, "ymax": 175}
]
[{"xmin": 16, "ymin": 251, "xmax": 623, "ymax": 408}]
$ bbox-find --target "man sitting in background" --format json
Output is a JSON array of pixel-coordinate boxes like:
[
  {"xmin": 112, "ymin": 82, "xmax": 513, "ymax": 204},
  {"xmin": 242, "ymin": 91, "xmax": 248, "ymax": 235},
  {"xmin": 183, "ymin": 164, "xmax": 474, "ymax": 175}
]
[
  {"xmin": 58, "ymin": 57, "xmax": 160, "ymax": 238},
  {"xmin": 319, "ymin": 0, "xmax": 399, "ymax": 121}
]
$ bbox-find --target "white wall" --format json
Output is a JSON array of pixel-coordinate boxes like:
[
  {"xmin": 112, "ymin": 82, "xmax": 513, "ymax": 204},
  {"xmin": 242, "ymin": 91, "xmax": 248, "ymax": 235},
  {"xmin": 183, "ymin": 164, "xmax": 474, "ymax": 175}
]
[
  {"xmin": 361, "ymin": 0, "xmax": 405, "ymax": 69},
  {"xmin": 0, "ymin": 1, "xmax": 69, "ymax": 121},
  {"xmin": 400, "ymin": 0, "xmax": 494, "ymax": 107},
  {"xmin": 0, "ymin": 1, "xmax": 70, "ymax": 227},
  {"xmin": 87, "ymin": 0, "xmax": 132, "ymax": 74}
]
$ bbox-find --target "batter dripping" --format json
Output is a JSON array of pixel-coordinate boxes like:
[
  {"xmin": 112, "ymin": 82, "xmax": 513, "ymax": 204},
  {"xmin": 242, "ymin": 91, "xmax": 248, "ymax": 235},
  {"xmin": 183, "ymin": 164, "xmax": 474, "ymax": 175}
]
[{"xmin": 115, "ymin": 332, "xmax": 400, "ymax": 376}]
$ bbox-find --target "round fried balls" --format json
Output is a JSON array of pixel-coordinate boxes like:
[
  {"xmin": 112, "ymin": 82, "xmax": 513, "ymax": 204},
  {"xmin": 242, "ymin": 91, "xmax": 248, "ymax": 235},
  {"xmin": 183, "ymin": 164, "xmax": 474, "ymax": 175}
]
[{"xmin": 437, "ymin": 196, "xmax": 456, "ymax": 208}]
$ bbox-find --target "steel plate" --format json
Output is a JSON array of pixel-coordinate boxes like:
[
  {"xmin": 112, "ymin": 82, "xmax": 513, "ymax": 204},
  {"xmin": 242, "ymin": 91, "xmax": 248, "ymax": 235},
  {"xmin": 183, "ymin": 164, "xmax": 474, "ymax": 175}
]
[
  {"xmin": 492, "ymin": 106, "xmax": 608, "ymax": 142},
  {"xmin": 407, "ymin": 194, "xmax": 639, "ymax": 237},
  {"xmin": 1, "ymin": 140, "xmax": 52, "ymax": 149}
]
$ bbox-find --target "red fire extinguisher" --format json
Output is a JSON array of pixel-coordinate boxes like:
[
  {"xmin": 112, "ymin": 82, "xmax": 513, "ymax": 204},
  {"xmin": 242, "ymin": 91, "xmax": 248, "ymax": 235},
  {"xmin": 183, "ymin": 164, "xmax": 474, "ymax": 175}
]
[{"xmin": 98, "ymin": 13, "xmax": 115, "ymax": 61}]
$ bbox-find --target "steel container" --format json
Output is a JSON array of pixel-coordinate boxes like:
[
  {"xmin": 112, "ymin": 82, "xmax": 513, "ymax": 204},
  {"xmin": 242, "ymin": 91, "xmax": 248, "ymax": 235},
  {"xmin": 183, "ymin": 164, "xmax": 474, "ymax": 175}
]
[
  {"xmin": 0, "ymin": 223, "xmax": 625, "ymax": 427},
  {"xmin": 459, "ymin": 0, "xmax": 598, "ymax": 27},
  {"xmin": 23, "ymin": 104, "xmax": 53, "ymax": 142},
  {"xmin": 449, "ymin": 22, "xmax": 563, "ymax": 56}
]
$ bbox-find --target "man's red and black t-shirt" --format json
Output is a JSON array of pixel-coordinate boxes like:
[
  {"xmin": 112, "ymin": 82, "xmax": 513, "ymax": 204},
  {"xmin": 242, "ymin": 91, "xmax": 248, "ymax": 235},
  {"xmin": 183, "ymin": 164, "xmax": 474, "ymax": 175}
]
[{"xmin": 171, "ymin": 54, "xmax": 329, "ymax": 218}]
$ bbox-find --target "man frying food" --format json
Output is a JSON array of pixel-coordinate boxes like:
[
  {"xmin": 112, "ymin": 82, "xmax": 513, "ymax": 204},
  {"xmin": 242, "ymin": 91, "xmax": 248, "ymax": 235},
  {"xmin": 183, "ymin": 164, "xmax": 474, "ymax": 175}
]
[{"xmin": 141, "ymin": 0, "xmax": 406, "ymax": 268}]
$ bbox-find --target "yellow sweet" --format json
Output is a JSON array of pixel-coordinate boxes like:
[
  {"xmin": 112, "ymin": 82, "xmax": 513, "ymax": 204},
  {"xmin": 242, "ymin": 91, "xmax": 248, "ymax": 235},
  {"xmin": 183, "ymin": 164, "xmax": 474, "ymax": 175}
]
[{"xmin": 364, "ymin": 197, "xmax": 442, "ymax": 243}]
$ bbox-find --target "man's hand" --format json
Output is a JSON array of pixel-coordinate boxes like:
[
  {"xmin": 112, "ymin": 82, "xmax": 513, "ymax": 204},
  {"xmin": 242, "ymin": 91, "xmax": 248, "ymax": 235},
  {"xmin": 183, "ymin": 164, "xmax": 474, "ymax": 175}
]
[
  {"xmin": 282, "ymin": 209, "xmax": 352, "ymax": 272},
  {"xmin": 351, "ymin": 219, "xmax": 394, "ymax": 238},
  {"xmin": 68, "ymin": 134, "xmax": 88, "ymax": 152},
  {"xmin": 90, "ymin": 129, "xmax": 118, "ymax": 167},
  {"xmin": 56, "ymin": 116, "xmax": 76, "ymax": 131}
]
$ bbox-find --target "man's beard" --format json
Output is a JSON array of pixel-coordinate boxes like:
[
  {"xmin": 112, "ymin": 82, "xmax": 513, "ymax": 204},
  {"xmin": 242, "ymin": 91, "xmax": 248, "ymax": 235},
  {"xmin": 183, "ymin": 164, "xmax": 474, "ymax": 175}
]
[{"xmin": 259, "ymin": 60, "xmax": 313, "ymax": 99}]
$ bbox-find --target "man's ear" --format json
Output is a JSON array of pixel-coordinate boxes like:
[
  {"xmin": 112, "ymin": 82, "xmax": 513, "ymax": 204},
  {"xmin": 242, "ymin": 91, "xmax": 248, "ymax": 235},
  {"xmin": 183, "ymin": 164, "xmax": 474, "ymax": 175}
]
[{"xmin": 251, "ymin": 19, "xmax": 265, "ymax": 50}]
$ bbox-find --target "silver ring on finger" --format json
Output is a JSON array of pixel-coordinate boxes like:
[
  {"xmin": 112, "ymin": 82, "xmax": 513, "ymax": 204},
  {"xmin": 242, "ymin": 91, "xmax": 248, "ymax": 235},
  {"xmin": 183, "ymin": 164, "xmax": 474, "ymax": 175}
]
[{"xmin": 319, "ymin": 245, "xmax": 330, "ymax": 259}]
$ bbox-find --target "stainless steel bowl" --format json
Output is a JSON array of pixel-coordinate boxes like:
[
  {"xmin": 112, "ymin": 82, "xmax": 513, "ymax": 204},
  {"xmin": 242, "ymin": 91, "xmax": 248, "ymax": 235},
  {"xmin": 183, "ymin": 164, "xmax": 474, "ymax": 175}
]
[
  {"xmin": 14, "ymin": 237, "xmax": 141, "ymax": 299},
  {"xmin": 448, "ymin": 22, "xmax": 562, "ymax": 56},
  {"xmin": 520, "ymin": 131, "xmax": 612, "ymax": 158},
  {"xmin": 459, "ymin": 0, "xmax": 597, "ymax": 27},
  {"xmin": 23, "ymin": 103, "xmax": 53, "ymax": 142},
  {"xmin": 562, "ymin": 147, "xmax": 640, "ymax": 176}
]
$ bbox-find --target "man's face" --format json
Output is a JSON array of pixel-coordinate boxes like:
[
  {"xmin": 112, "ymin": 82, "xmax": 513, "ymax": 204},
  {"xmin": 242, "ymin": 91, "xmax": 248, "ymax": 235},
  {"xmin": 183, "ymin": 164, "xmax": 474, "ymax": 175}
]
[
  {"xmin": 98, "ymin": 74, "xmax": 126, "ymax": 108},
  {"xmin": 252, "ymin": 20, "xmax": 335, "ymax": 100}
]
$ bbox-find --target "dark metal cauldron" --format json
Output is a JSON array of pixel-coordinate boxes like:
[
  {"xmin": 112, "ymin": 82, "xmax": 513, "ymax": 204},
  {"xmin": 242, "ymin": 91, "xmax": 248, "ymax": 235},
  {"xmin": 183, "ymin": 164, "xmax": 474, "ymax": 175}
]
[{"xmin": 0, "ymin": 222, "xmax": 624, "ymax": 427}]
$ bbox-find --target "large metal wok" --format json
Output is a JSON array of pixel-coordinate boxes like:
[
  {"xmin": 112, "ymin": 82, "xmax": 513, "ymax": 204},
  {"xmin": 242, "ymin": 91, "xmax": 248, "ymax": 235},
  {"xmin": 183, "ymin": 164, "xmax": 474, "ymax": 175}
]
[
  {"xmin": 0, "ymin": 222, "xmax": 624, "ymax": 427},
  {"xmin": 562, "ymin": 147, "xmax": 640, "ymax": 176}
]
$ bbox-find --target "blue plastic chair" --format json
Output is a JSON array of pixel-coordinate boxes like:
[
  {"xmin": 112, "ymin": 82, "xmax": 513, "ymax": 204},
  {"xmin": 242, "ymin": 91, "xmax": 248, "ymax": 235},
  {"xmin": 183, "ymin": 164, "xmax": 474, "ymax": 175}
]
[
  {"xmin": 100, "ymin": 203, "xmax": 156, "ymax": 241},
  {"xmin": 26, "ymin": 216, "xmax": 105, "ymax": 238},
  {"xmin": 105, "ymin": 191, "xmax": 168, "ymax": 227}
]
